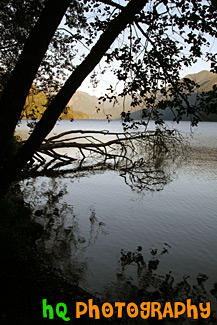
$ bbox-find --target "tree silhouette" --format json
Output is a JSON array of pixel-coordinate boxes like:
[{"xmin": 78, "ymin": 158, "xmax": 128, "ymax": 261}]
[{"xmin": 0, "ymin": 0, "xmax": 217, "ymax": 196}]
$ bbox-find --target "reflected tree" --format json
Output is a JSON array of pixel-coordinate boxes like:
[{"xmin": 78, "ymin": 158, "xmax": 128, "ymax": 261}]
[
  {"xmin": 23, "ymin": 126, "xmax": 186, "ymax": 193},
  {"xmin": 22, "ymin": 178, "xmax": 108, "ymax": 284},
  {"xmin": 104, "ymin": 245, "xmax": 217, "ymax": 324}
]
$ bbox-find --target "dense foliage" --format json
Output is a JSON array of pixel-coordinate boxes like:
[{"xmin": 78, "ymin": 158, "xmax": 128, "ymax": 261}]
[
  {"xmin": 0, "ymin": 0, "xmax": 91, "ymax": 92},
  {"xmin": 1, "ymin": 1, "xmax": 217, "ymax": 124}
]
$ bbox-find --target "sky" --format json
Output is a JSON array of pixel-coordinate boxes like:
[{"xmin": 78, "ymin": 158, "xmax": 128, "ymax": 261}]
[{"xmin": 78, "ymin": 48, "xmax": 217, "ymax": 97}]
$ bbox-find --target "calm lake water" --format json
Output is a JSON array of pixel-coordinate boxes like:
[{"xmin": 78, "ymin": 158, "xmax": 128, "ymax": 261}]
[{"xmin": 17, "ymin": 120, "xmax": 217, "ymax": 319}]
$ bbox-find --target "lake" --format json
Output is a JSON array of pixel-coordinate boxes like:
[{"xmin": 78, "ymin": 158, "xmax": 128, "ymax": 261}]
[{"xmin": 17, "ymin": 120, "xmax": 217, "ymax": 321}]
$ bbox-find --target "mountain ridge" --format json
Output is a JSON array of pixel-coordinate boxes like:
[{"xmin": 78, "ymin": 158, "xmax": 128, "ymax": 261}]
[
  {"xmin": 19, "ymin": 70, "xmax": 217, "ymax": 121},
  {"xmin": 68, "ymin": 70, "xmax": 217, "ymax": 121},
  {"xmin": 130, "ymin": 70, "xmax": 217, "ymax": 122}
]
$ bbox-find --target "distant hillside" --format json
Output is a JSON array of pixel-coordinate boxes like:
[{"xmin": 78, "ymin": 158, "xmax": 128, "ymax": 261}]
[
  {"xmin": 68, "ymin": 91, "xmax": 99, "ymax": 118},
  {"xmin": 185, "ymin": 70, "xmax": 217, "ymax": 92},
  {"xmin": 22, "ymin": 88, "xmax": 47, "ymax": 119},
  {"xmin": 68, "ymin": 90, "xmax": 120, "ymax": 119},
  {"xmin": 68, "ymin": 90, "xmax": 140, "ymax": 120},
  {"xmin": 21, "ymin": 88, "xmax": 89, "ymax": 120},
  {"xmin": 130, "ymin": 70, "xmax": 217, "ymax": 122},
  {"xmin": 20, "ymin": 70, "xmax": 217, "ymax": 121},
  {"xmin": 67, "ymin": 71, "xmax": 217, "ymax": 121}
]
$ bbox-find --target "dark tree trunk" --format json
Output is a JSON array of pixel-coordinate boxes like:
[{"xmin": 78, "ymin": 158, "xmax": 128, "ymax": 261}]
[{"xmin": 0, "ymin": 0, "xmax": 71, "ymax": 159}]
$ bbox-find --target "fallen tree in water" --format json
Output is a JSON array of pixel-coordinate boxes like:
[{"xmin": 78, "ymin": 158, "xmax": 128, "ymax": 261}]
[{"xmin": 21, "ymin": 127, "xmax": 186, "ymax": 193}]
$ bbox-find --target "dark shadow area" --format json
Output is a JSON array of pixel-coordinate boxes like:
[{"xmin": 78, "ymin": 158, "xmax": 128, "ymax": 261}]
[{"xmin": 0, "ymin": 185, "xmax": 112, "ymax": 324}]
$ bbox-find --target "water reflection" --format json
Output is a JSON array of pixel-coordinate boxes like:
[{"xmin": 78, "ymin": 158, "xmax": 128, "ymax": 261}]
[
  {"xmin": 28, "ymin": 126, "xmax": 186, "ymax": 194},
  {"xmin": 117, "ymin": 129, "xmax": 186, "ymax": 193},
  {"xmin": 120, "ymin": 158, "xmax": 173, "ymax": 192},
  {"xmin": 105, "ymin": 246, "xmax": 217, "ymax": 324},
  {"xmin": 20, "ymin": 132, "xmax": 217, "ymax": 325},
  {"xmin": 23, "ymin": 178, "xmax": 108, "ymax": 284},
  {"xmin": 22, "ymin": 141, "xmax": 184, "ymax": 284}
]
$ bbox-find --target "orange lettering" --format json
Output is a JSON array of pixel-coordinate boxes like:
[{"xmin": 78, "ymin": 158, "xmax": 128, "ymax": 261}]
[
  {"xmin": 151, "ymin": 302, "xmax": 163, "ymax": 320},
  {"xmin": 127, "ymin": 303, "xmax": 139, "ymax": 318},
  {"xmin": 162, "ymin": 302, "xmax": 174, "ymax": 318},
  {"xmin": 140, "ymin": 302, "xmax": 150, "ymax": 319},
  {"xmin": 88, "ymin": 299, "xmax": 100, "ymax": 319},
  {"xmin": 174, "ymin": 302, "xmax": 186, "ymax": 318},
  {"xmin": 199, "ymin": 302, "xmax": 211, "ymax": 319},
  {"xmin": 187, "ymin": 299, "xmax": 198, "ymax": 319},
  {"xmin": 102, "ymin": 303, "xmax": 113, "ymax": 318},
  {"xmin": 76, "ymin": 302, "xmax": 88, "ymax": 318},
  {"xmin": 115, "ymin": 302, "xmax": 126, "ymax": 318}
]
